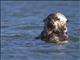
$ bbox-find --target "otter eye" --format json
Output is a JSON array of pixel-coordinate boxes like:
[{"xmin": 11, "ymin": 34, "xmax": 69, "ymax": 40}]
[
  {"xmin": 57, "ymin": 18, "xmax": 60, "ymax": 20},
  {"xmin": 55, "ymin": 17, "xmax": 60, "ymax": 20}
]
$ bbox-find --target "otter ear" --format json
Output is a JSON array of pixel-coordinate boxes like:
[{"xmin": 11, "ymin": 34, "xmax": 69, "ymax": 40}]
[
  {"xmin": 43, "ymin": 15, "xmax": 49, "ymax": 22},
  {"xmin": 67, "ymin": 20, "xmax": 69, "ymax": 22},
  {"xmin": 43, "ymin": 17, "xmax": 50, "ymax": 22}
]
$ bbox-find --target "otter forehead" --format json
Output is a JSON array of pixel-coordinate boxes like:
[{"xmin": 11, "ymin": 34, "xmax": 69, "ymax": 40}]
[{"xmin": 56, "ymin": 12, "xmax": 67, "ymax": 22}]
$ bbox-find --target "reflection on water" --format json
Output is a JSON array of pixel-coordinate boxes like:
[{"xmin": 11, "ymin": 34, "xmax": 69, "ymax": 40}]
[{"xmin": 1, "ymin": 1, "xmax": 80, "ymax": 60}]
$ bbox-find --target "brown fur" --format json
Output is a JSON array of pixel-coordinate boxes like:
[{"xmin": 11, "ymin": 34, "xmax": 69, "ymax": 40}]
[{"xmin": 36, "ymin": 12, "xmax": 68, "ymax": 43}]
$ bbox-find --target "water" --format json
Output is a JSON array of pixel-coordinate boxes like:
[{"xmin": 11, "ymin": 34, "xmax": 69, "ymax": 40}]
[{"xmin": 1, "ymin": 1, "xmax": 80, "ymax": 60}]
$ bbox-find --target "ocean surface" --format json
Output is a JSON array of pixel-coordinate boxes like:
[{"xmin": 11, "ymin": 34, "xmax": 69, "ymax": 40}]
[{"xmin": 1, "ymin": 1, "xmax": 80, "ymax": 60}]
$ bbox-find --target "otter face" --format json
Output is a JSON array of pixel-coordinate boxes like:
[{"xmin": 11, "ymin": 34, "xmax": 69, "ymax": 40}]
[
  {"xmin": 44, "ymin": 12, "xmax": 68, "ymax": 33},
  {"xmin": 50, "ymin": 12, "xmax": 68, "ymax": 33}
]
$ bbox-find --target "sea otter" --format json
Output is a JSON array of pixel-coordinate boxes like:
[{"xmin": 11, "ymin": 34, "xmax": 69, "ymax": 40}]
[{"xmin": 36, "ymin": 12, "xmax": 69, "ymax": 44}]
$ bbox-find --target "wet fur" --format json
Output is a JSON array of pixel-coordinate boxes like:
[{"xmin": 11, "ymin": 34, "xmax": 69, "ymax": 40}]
[{"xmin": 36, "ymin": 12, "xmax": 68, "ymax": 43}]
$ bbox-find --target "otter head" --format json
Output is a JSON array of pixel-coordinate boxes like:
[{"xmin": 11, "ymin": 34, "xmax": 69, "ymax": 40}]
[
  {"xmin": 44, "ymin": 12, "xmax": 68, "ymax": 34},
  {"xmin": 36, "ymin": 12, "xmax": 69, "ymax": 43}
]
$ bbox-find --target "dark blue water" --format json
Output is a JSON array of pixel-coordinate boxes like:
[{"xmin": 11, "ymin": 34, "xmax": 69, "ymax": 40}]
[{"xmin": 1, "ymin": 1, "xmax": 80, "ymax": 60}]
